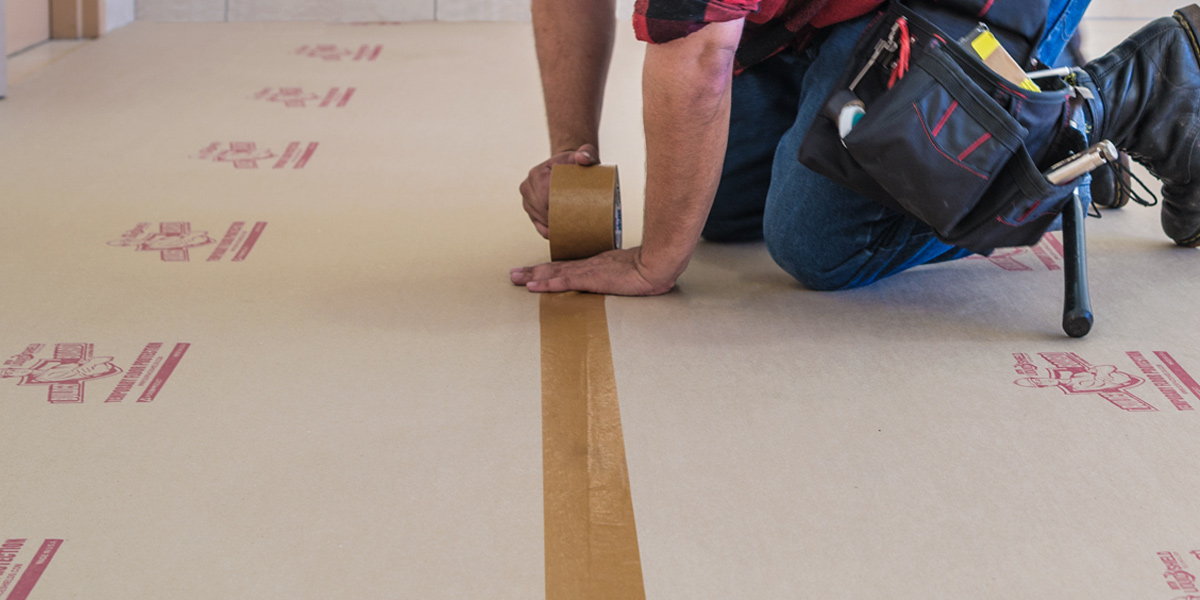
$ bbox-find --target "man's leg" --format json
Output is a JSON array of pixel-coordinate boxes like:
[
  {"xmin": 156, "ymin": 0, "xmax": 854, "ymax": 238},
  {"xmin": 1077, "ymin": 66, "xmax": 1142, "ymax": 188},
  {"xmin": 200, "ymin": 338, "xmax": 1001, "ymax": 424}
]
[
  {"xmin": 702, "ymin": 52, "xmax": 809, "ymax": 242},
  {"xmin": 762, "ymin": 17, "xmax": 972, "ymax": 291},
  {"xmin": 1080, "ymin": 5, "xmax": 1200, "ymax": 246},
  {"xmin": 1038, "ymin": 0, "xmax": 1091, "ymax": 66}
]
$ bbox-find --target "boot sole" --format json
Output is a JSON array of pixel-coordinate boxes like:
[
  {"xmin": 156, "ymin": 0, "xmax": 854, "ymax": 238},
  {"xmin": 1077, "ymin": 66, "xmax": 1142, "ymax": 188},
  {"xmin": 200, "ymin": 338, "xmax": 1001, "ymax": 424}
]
[{"xmin": 1173, "ymin": 5, "xmax": 1200, "ymax": 246}]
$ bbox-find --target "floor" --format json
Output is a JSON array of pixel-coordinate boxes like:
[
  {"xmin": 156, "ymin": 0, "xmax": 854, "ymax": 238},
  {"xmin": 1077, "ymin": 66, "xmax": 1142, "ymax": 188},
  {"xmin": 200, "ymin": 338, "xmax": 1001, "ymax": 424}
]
[
  {"xmin": 5, "ymin": 41, "xmax": 88, "ymax": 85},
  {"xmin": 2, "ymin": 3, "xmax": 1199, "ymax": 599}
]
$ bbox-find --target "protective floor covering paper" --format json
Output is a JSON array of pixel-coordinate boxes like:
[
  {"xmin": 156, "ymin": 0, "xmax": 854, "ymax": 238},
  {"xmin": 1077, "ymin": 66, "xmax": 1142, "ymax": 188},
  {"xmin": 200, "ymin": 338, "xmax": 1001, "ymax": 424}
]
[{"xmin": 1, "ymin": 10, "xmax": 1199, "ymax": 600}]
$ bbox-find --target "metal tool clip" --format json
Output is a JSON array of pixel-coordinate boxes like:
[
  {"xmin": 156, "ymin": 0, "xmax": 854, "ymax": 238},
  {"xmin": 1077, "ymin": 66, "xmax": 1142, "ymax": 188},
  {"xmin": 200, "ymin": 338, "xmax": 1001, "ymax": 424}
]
[
  {"xmin": 848, "ymin": 20, "xmax": 903, "ymax": 92},
  {"xmin": 1044, "ymin": 140, "xmax": 1119, "ymax": 185}
]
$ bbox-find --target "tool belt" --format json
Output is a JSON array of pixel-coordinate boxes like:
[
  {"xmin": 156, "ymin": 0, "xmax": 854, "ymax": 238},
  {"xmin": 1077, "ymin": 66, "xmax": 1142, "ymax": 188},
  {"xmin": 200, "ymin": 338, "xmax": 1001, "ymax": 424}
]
[{"xmin": 798, "ymin": 0, "xmax": 1088, "ymax": 254}]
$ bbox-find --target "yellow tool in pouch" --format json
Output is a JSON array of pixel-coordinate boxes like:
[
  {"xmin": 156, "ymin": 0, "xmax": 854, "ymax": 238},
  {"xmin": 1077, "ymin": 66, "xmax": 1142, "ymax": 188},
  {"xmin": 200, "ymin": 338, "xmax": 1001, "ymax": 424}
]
[{"xmin": 963, "ymin": 24, "xmax": 1041, "ymax": 92}]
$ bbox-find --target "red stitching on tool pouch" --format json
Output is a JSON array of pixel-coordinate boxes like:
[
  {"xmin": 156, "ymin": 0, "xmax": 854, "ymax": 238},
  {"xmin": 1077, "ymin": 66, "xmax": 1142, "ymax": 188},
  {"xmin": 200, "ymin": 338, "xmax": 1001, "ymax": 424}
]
[
  {"xmin": 931, "ymin": 100, "xmax": 958, "ymax": 137},
  {"xmin": 1013, "ymin": 199, "xmax": 1041, "ymax": 223},
  {"xmin": 957, "ymin": 132, "xmax": 992, "ymax": 161},
  {"xmin": 915, "ymin": 104, "xmax": 989, "ymax": 179}
]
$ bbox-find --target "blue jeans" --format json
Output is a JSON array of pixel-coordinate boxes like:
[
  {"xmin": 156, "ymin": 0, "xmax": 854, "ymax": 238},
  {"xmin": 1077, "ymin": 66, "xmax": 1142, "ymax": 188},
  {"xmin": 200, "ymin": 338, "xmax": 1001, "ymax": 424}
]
[
  {"xmin": 706, "ymin": 0, "xmax": 1088, "ymax": 290},
  {"xmin": 1038, "ymin": 0, "xmax": 1091, "ymax": 66}
]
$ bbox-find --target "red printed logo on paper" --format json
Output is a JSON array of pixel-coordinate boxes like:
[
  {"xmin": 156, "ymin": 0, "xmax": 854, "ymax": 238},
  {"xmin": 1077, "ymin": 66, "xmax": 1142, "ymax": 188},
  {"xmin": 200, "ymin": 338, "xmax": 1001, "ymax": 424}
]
[
  {"xmin": 1157, "ymin": 551, "xmax": 1200, "ymax": 598},
  {"xmin": 110, "ymin": 222, "xmax": 266, "ymax": 262},
  {"xmin": 0, "ymin": 539, "xmax": 64, "ymax": 600},
  {"xmin": 193, "ymin": 142, "xmax": 318, "ymax": 169},
  {"xmin": 969, "ymin": 234, "xmax": 1063, "ymax": 271},
  {"xmin": 253, "ymin": 87, "xmax": 355, "ymax": 108},
  {"xmin": 294, "ymin": 44, "xmax": 381, "ymax": 61},
  {"xmin": 1013, "ymin": 351, "xmax": 1200, "ymax": 412},
  {"xmin": 2, "ymin": 343, "xmax": 190, "ymax": 404}
]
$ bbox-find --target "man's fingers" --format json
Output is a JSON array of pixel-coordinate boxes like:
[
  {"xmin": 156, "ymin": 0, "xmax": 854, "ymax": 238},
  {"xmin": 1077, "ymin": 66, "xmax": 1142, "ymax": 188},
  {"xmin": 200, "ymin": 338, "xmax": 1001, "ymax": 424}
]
[
  {"xmin": 519, "ymin": 172, "xmax": 549, "ymax": 228},
  {"xmin": 509, "ymin": 249, "xmax": 672, "ymax": 296},
  {"xmin": 521, "ymin": 190, "xmax": 547, "ymax": 225},
  {"xmin": 543, "ymin": 144, "xmax": 599, "ymax": 168},
  {"xmin": 511, "ymin": 261, "xmax": 575, "ymax": 290},
  {"xmin": 512, "ymin": 260, "xmax": 606, "ymax": 294},
  {"xmin": 521, "ymin": 145, "xmax": 601, "ymax": 236},
  {"xmin": 510, "ymin": 262, "xmax": 559, "ymax": 286},
  {"xmin": 510, "ymin": 265, "xmax": 541, "ymax": 285},
  {"xmin": 526, "ymin": 276, "xmax": 574, "ymax": 293}
]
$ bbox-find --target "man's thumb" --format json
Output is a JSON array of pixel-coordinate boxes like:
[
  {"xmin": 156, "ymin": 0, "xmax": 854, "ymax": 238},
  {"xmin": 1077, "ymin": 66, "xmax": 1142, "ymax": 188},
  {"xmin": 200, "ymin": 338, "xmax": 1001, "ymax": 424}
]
[{"xmin": 573, "ymin": 145, "xmax": 599, "ymax": 166}]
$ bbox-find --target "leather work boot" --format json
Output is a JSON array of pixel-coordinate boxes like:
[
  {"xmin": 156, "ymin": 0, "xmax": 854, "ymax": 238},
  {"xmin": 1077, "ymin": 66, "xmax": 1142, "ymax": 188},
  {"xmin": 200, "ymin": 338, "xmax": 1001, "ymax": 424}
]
[{"xmin": 1080, "ymin": 4, "xmax": 1200, "ymax": 246}]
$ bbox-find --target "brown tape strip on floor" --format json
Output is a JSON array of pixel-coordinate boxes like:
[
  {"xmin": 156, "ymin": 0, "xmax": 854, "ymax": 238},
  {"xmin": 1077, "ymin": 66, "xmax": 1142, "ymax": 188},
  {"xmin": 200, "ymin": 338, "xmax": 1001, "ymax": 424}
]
[{"xmin": 540, "ymin": 292, "xmax": 645, "ymax": 600}]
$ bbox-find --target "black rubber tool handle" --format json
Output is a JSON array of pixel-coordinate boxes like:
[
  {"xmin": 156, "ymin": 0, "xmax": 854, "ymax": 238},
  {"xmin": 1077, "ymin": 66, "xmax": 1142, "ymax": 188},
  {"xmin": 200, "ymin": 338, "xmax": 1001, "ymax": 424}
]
[{"xmin": 1062, "ymin": 191, "xmax": 1094, "ymax": 337}]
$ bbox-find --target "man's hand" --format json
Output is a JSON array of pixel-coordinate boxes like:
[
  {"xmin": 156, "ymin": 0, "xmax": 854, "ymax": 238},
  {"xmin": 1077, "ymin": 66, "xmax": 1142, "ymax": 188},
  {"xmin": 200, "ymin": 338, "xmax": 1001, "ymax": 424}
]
[
  {"xmin": 510, "ymin": 246, "xmax": 678, "ymax": 295},
  {"xmin": 514, "ymin": 20, "xmax": 742, "ymax": 296},
  {"xmin": 519, "ymin": 144, "xmax": 600, "ymax": 238}
]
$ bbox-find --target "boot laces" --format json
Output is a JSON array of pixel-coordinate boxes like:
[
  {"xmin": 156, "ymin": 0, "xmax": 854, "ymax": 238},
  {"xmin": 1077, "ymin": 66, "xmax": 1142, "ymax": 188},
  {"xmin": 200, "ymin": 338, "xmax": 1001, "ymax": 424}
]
[
  {"xmin": 1088, "ymin": 154, "xmax": 1159, "ymax": 218},
  {"xmin": 1109, "ymin": 158, "xmax": 1159, "ymax": 208}
]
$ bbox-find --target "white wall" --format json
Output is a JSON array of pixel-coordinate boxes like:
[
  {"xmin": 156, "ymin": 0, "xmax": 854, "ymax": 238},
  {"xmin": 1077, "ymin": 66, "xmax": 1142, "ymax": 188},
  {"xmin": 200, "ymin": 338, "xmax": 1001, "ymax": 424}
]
[
  {"xmin": 137, "ymin": 0, "xmax": 637, "ymax": 22},
  {"xmin": 435, "ymin": 0, "xmax": 632, "ymax": 21},
  {"xmin": 229, "ymin": 0, "xmax": 434, "ymax": 23},
  {"xmin": 108, "ymin": 0, "xmax": 136, "ymax": 30}
]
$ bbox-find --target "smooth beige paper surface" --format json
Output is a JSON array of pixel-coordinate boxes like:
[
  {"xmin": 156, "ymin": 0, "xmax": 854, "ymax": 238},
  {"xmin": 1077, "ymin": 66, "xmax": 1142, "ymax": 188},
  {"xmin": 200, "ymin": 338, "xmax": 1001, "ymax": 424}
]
[
  {"xmin": 1, "ymin": 7, "xmax": 1199, "ymax": 600},
  {"xmin": 0, "ymin": 21, "xmax": 555, "ymax": 600}
]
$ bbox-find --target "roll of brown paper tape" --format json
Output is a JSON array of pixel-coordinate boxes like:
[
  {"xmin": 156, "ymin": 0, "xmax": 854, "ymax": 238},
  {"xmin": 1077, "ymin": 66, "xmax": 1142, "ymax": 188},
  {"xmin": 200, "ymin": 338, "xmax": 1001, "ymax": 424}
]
[{"xmin": 548, "ymin": 164, "xmax": 623, "ymax": 261}]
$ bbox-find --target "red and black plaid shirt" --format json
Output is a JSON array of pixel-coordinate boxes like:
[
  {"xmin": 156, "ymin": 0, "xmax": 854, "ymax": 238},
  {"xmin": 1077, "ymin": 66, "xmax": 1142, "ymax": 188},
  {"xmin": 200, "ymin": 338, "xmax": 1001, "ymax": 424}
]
[{"xmin": 633, "ymin": 0, "xmax": 883, "ymax": 72}]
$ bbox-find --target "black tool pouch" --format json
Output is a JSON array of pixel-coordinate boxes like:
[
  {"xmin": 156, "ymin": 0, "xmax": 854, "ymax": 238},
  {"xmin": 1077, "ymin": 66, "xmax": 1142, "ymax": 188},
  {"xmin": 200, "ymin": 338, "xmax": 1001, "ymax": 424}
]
[{"xmin": 797, "ymin": 0, "xmax": 1084, "ymax": 254}]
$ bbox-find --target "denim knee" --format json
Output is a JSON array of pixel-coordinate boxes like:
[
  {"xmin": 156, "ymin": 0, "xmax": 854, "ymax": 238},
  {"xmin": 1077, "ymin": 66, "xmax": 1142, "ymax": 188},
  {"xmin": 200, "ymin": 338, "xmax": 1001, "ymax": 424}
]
[{"xmin": 763, "ymin": 224, "xmax": 859, "ymax": 291}]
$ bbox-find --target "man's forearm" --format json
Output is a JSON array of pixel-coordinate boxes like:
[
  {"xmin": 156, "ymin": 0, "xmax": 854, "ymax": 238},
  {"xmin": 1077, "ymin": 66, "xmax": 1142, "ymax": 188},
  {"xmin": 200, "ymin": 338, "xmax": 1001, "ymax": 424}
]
[
  {"xmin": 639, "ymin": 20, "xmax": 743, "ymax": 278},
  {"xmin": 532, "ymin": 0, "xmax": 616, "ymax": 154},
  {"xmin": 509, "ymin": 19, "xmax": 743, "ymax": 296}
]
